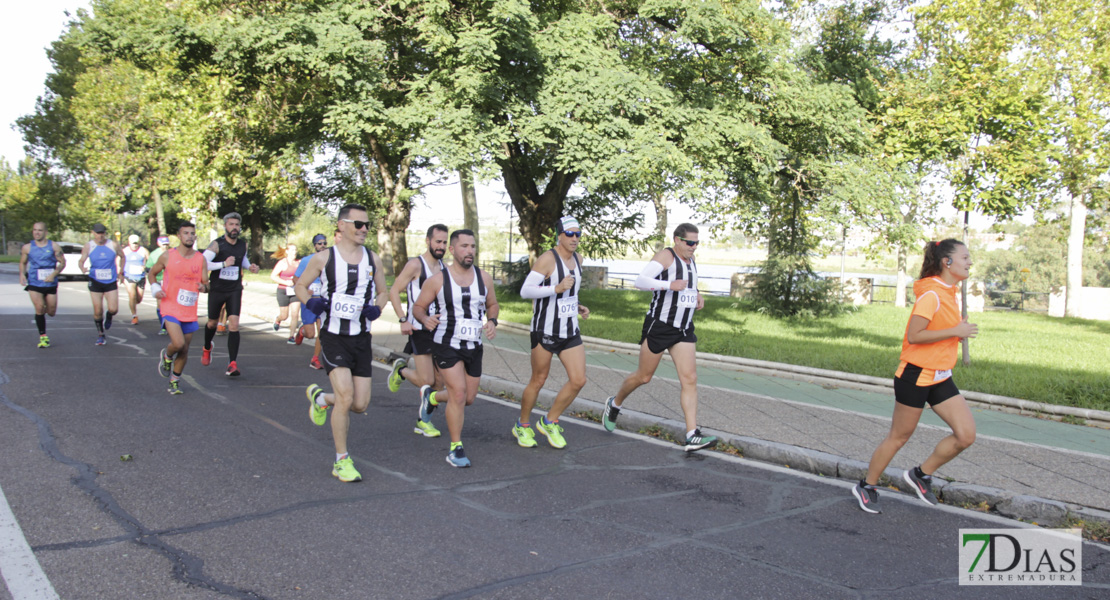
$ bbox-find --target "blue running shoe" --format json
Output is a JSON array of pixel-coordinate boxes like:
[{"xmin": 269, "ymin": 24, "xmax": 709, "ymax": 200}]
[{"xmin": 446, "ymin": 444, "xmax": 471, "ymax": 468}]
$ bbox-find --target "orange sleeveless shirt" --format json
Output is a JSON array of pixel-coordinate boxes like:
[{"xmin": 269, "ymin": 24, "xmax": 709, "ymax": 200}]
[{"xmin": 161, "ymin": 249, "xmax": 206, "ymax": 322}]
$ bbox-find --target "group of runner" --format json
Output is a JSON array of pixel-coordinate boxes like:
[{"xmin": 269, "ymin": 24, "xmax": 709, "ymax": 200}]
[{"xmin": 18, "ymin": 209, "xmax": 979, "ymax": 512}]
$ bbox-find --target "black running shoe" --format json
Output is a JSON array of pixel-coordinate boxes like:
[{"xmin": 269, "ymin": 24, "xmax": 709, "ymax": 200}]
[
  {"xmin": 852, "ymin": 482, "xmax": 882, "ymax": 514},
  {"xmin": 904, "ymin": 469, "xmax": 938, "ymax": 505},
  {"xmin": 602, "ymin": 396, "xmax": 620, "ymax": 432}
]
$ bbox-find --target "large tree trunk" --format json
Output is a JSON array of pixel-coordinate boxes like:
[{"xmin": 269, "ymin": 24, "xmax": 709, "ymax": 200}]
[
  {"xmin": 248, "ymin": 211, "xmax": 264, "ymax": 265},
  {"xmin": 366, "ymin": 135, "xmax": 412, "ymax": 276},
  {"xmin": 498, "ymin": 142, "xmax": 578, "ymax": 261},
  {"xmin": 1065, "ymin": 188, "xmax": 1087, "ymax": 318},
  {"xmin": 152, "ymin": 185, "xmax": 166, "ymax": 241},
  {"xmin": 651, "ymin": 184, "xmax": 667, "ymax": 252},
  {"xmin": 895, "ymin": 244, "xmax": 908, "ymax": 307},
  {"xmin": 460, "ymin": 169, "xmax": 480, "ymax": 258}
]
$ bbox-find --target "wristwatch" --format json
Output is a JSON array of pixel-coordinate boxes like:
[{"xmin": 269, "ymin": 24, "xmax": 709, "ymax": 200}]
[
  {"xmin": 488, "ymin": 318, "xmax": 498, "ymax": 327},
  {"xmin": 399, "ymin": 317, "xmax": 407, "ymax": 323}
]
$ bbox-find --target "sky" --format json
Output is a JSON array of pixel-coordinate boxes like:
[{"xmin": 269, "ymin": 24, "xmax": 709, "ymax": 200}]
[{"xmin": 1, "ymin": 1, "xmax": 90, "ymax": 170}]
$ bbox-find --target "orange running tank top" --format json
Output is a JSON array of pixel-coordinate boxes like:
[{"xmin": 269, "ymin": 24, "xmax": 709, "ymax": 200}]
[
  {"xmin": 161, "ymin": 249, "xmax": 206, "ymax": 322},
  {"xmin": 895, "ymin": 276, "xmax": 962, "ymax": 386}
]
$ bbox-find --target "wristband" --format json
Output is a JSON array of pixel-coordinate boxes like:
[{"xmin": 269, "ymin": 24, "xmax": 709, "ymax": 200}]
[{"xmin": 150, "ymin": 282, "xmax": 163, "ymax": 295}]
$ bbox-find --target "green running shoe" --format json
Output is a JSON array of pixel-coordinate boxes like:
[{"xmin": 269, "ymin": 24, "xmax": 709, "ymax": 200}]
[
  {"xmin": 167, "ymin": 379, "xmax": 183, "ymax": 395},
  {"xmin": 683, "ymin": 428, "xmax": 718, "ymax": 452},
  {"xmin": 332, "ymin": 457, "xmax": 362, "ymax": 482},
  {"xmin": 388, "ymin": 358, "xmax": 406, "ymax": 393},
  {"xmin": 512, "ymin": 424, "xmax": 537, "ymax": 448},
  {"xmin": 38, "ymin": 335, "xmax": 50, "ymax": 349},
  {"xmin": 306, "ymin": 384, "xmax": 328, "ymax": 426},
  {"xmin": 535, "ymin": 418, "xmax": 567, "ymax": 449},
  {"xmin": 414, "ymin": 420, "xmax": 441, "ymax": 438}
]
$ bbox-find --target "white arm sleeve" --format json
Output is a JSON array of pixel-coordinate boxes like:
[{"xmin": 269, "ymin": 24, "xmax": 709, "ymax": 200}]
[
  {"xmin": 634, "ymin": 261, "xmax": 670, "ymax": 291},
  {"xmin": 243, "ymin": 255, "xmax": 251, "ymax": 269},
  {"xmin": 203, "ymin": 249, "xmax": 222, "ymax": 271},
  {"xmin": 520, "ymin": 271, "xmax": 556, "ymax": 299}
]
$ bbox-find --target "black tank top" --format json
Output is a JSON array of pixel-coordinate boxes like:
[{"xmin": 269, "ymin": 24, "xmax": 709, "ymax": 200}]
[{"xmin": 209, "ymin": 237, "xmax": 248, "ymax": 293}]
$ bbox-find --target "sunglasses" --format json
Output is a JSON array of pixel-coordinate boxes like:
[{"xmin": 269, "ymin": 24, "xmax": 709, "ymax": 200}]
[
  {"xmin": 678, "ymin": 237, "xmax": 699, "ymax": 247},
  {"xmin": 341, "ymin": 219, "xmax": 371, "ymax": 230},
  {"xmin": 562, "ymin": 230, "xmax": 582, "ymax": 238}
]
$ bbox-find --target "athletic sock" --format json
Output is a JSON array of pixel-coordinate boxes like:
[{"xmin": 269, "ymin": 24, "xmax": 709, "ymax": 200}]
[
  {"xmin": 95, "ymin": 318, "xmax": 104, "ymax": 334},
  {"xmin": 336, "ymin": 452, "xmax": 348, "ymax": 462},
  {"xmin": 105, "ymin": 312, "xmax": 114, "ymax": 328},
  {"xmin": 517, "ymin": 420, "xmax": 530, "ymax": 428},
  {"xmin": 203, "ymin": 323, "xmax": 216, "ymax": 349},
  {"xmin": 450, "ymin": 441, "xmax": 463, "ymax": 451},
  {"xmin": 156, "ymin": 308, "xmax": 162, "ymax": 325},
  {"xmin": 429, "ymin": 391, "xmax": 439, "ymax": 405},
  {"xmin": 315, "ymin": 393, "xmax": 328, "ymax": 408},
  {"xmin": 686, "ymin": 429, "xmax": 697, "ymax": 439},
  {"xmin": 35, "ymin": 314, "xmax": 46, "ymax": 335},
  {"xmin": 172, "ymin": 371, "xmax": 182, "ymax": 378},
  {"xmin": 228, "ymin": 331, "xmax": 240, "ymax": 361}
]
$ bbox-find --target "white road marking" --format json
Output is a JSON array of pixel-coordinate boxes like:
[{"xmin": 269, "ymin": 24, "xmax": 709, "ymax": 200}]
[{"xmin": 0, "ymin": 484, "xmax": 59, "ymax": 600}]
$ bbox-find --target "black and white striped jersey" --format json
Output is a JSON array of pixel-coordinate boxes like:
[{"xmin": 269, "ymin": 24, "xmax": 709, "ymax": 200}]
[
  {"xmin": 432, "ymin": 266, "xmax": 487, "ymax": 350},
  {"xmin": 647, "ymin": 248, "xmax": 697, "ymax": 330},
  {"xmin": 406, "ymin": 255, "xmax": 443, "ymax": 332},
  {"xmin": 321, "ymin": 246, "xmax": 377, "ymax": 336},
  {"xmin": 531, "ymin": 249, "xmax": 581, "ymax": 339}
]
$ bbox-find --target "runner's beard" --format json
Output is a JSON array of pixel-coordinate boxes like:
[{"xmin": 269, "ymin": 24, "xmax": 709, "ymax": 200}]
[
  {"xmin": 226, "ymin": 230, "xmax": 239, "ymax": 239},
  {"xmin": 459, "ymin": 255, "xmax": 474, "ymax": 268},
  {"xmin": 431, "ymin": 248, "xmax": 445, "ymax": 260}
]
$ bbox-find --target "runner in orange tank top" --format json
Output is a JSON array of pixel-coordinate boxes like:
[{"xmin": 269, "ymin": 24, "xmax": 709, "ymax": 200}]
[
  {"xmin": 852, "ymin": 239, "xmax": 979, "ymax": 514},
  {"xmin": 147, "ymin": 221, "xmax": 210, "ymax": 395}
]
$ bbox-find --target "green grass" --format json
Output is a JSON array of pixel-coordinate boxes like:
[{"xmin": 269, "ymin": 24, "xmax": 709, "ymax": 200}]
[
  {"xmin": 498, "ymin": 289, "xmax": 1110, "ymax": 411},
  {"xmin": 0, "ymin": 255, "xmax": 21, "ymax": 263}
]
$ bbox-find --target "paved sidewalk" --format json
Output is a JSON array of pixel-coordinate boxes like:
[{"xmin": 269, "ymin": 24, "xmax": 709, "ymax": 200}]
[{"xmin": 242, "ymin": 280, "xmax": 1110, "ymax": 525}]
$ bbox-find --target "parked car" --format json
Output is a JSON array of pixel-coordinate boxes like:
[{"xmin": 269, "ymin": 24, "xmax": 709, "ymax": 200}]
[{"xmin": 58, "ymin": 242, "xmax": 88, "ymax": 281}]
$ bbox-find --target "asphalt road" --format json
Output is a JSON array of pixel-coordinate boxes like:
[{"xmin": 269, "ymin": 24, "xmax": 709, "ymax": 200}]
[{"xmin": 1, "ymin": 277, "xmax": 1108, "ymax": 599}]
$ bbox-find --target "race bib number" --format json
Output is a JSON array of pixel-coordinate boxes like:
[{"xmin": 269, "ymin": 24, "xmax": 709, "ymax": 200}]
[
  {"xmin": 309, "ymin": 281, "xmax": 323, "ymax": 295},
  {"xmin": 37, "ymin": 268, "xmax": 54, "ymax": 281},
  {"xmin": 933, "ymin": 369, "xmax": 952, "ymax": 382},
  {"xmin": 676, "ymin": 290, "xmax": 698, "ymax": 309},
  {"xmin": 330, "ymin": 293, "xmax": 361, "ymax": 321},
  {"xmin": 456, "ymin": 318, "xmax": 483, "ymax": 343},
  {"xmin": 126, "ymin": 264, "xmax": 145, "ymax": 277},
  {"xmin": 218, "ymin": 266, "xmax": 240, "ymax": 281},
  {"xmin": 285, "ymin": 286, "xmax": 297, "ymax": 296},
  {"xmin": 94, "ymin": 268, "xmax": 113, "ymax": 281},
  {"xmin": 177, "ymin": 289, "xmax": 198, "ymax": 307},
  {"xmin": 557, "ymin": 296, "xmax": 578, "ymax": 317}
]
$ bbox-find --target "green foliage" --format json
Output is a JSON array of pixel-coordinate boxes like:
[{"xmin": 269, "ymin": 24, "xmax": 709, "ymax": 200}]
[{"xmin": 749, "ymin": 254, "xmax": 841, "ymax": 318}]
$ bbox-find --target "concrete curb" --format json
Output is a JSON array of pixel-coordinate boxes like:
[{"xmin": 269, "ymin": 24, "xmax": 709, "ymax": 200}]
[
  {"xmin": 498, "ymin": 321, "xmax": 1110, "ymax": 428},
  {"xmin": 371, "ymin": 342, "xmax": 1110, "ymax": 534}
]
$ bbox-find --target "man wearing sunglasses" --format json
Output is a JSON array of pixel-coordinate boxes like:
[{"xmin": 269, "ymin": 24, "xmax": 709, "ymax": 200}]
[
  {"xmin": 602, "ymin": 223, "xmax": 718, "ymax": 452},
  {"xmin": 295, "ymin": 205, "xmax": 388, "ymax": 483},
  {"xmin": 514, "ymin": 215, "xmax": 591, "ymax": 449},
  {"xmin": 201, "ymin": 212, "xmax": 260, "ymax": 376},
  {"xmin": 388, "ymin": 223, "xmax": 450, "ymax": 438}
]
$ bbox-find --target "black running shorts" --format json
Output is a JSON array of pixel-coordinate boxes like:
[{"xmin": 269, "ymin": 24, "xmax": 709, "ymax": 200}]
[
  {"xmin": 207, "ymin": 289, "xmax": 243, "ymax": 319},
  {"xmin": 88, "ymin": 279, "xmax": 119, "ymax": 293},
  {"xmin": 639, "ymin": 317, "xmax": 696, "ymax": 355},
  {"xmin": 433, "ymin": 344, "xmax": 483, "ymax": 378},
  {"xmin": 894, "ymin": 364, "xmax": 960, "ymax": 409},
  {"xmin": 530, "ymin": 331, "xmax": 584, "ymax": 355},
  {"xmin": 404, "ymin": 329, "xmax": 436, "ymax": 356},
  {"xmin": 319, "ymin": 331, "xmax": 375, "ymax": 378},
  {"xmin": 25, "ymin": 285, "xmax": 57, "ymax": 296}
]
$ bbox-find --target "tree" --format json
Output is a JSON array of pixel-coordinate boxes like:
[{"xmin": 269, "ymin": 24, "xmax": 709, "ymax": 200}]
[{"xmin": 912, "ymin": 0, "xmax": 1108, "ymax": 318}]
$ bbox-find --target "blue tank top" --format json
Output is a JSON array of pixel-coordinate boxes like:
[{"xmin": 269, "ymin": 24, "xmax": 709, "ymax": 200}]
[
  {"xmin": 27, "ymin": 241, "xmax": 58, "ymax": 287},
  {"xmin": 89, "ymin": 243, "xmax": 118, "ymax": 283},
  {"xmin": 123, "ymin": 247, "xmax": 147, "ymax": 281}
]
